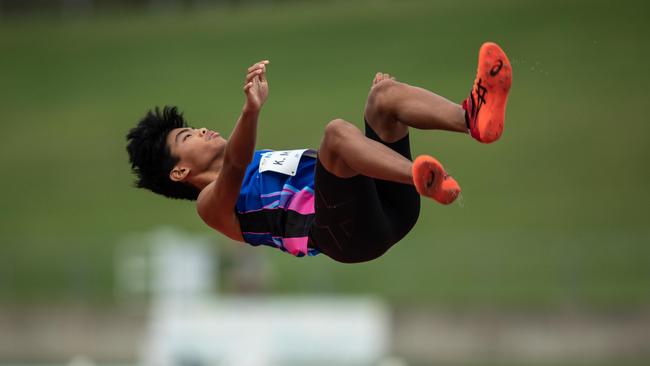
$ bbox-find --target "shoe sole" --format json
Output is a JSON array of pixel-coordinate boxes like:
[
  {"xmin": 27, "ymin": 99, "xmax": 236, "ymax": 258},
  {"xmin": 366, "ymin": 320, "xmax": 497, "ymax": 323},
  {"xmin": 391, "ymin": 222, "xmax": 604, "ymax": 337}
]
[{"xmin": 473, "ymin": 42, "xmax": 512, "ymax": 143}]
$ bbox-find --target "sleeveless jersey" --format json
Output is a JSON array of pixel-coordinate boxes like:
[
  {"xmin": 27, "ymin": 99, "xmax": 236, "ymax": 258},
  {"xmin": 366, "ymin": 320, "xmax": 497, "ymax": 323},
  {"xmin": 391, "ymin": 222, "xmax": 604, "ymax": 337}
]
[{"xmin": 234, "ymin": 150, "xmax": 320, "ymax": 257}]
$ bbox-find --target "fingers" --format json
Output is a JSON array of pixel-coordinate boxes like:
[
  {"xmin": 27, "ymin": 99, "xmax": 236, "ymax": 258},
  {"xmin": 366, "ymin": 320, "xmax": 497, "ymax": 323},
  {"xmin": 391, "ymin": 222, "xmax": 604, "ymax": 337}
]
[
  {"xmin": 243, "ymin": 80, "xmax": 255, "ymax": 92},
  {"xmin": 243, "ymin": 75, "xmax": 261, "ymax": 91},
  {"xmin": 247, "ymin": 60, "xmax": 269, "ymax": 73},
  {"xmin": 244, "ymin": 60, "xmax": 268, "ymax": 96},
  {"xmin": 245, "ymin": 60, "xmax": 269, "ymax": 83},
  {"xmin": 246, "ymin": 69, "xmax": 263, "ymax": 83},
  {"xmin": 243, "ymin": 82, "xmax": 253, "ymax": 95},
  {"xmin": 259, "ymin": 66, "xmax": 267, "ymax": 82}
]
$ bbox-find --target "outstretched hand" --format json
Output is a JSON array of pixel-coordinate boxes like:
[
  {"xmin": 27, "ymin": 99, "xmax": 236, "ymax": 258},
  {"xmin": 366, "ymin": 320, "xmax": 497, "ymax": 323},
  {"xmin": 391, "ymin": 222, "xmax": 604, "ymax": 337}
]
[{"xmin": 243, "ymin": 60, "xmax": 269, "ymax": 112}]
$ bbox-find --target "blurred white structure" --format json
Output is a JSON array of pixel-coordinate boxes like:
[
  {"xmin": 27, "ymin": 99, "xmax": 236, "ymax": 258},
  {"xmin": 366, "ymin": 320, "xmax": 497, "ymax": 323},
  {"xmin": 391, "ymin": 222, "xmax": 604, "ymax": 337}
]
[
  {"xmin": 142, "ymin": 297, "xmax": 390, "ymax": 366},
  {"xmin": 116, "ymin": 227, "xmax": 216, "ymax": 305},
  {"xmin": 118, "ymin": 228, "xmax": 390, "ymax": 366}
]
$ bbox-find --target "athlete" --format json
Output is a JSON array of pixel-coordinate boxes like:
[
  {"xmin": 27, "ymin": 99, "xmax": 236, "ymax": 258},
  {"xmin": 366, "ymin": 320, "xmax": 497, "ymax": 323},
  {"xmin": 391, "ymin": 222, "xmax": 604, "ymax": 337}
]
[{"xmin": 126, "ymin": 42, "xmax": 512, "ymax": 263}]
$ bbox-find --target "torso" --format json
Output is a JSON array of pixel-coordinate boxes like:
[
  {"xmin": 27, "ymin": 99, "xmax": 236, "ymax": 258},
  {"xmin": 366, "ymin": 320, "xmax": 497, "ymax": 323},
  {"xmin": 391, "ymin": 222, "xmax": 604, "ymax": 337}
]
[{"xmin": 233, "ymin": 149, "xmax": 320, "ymax": 257}]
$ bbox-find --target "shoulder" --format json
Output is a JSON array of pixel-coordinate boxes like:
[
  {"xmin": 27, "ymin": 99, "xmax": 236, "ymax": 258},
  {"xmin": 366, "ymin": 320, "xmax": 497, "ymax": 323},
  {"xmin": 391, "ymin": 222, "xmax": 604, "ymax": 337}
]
[
  {"xmin": 196, "ymin": 181, "xmax": 217, "ymax": 218},
  {"xmin": 196, "ymin": 181, "xmax": 244, "ymax": 242}
]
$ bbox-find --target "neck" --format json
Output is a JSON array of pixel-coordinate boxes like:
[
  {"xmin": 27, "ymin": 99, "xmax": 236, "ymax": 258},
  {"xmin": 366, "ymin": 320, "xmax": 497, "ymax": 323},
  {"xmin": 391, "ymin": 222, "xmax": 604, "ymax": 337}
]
[
  {"xmin": 188, "ymin": 155, "xmax": 224, "ymax": 191},
  {"xmin": 190, "ymin": 170, "xmax": 220, "ymax": 191}
]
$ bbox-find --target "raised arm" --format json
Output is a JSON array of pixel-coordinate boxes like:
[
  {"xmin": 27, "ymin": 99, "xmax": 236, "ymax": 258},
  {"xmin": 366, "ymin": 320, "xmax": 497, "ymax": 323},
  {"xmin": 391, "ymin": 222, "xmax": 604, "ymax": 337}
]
[
  {"xmin": 224, "ymin": 60, "xmax": 270, "ymax": 170},
  {"xmin": 196, "ymin": 60, "xmax": 270, "ymax": 240}
]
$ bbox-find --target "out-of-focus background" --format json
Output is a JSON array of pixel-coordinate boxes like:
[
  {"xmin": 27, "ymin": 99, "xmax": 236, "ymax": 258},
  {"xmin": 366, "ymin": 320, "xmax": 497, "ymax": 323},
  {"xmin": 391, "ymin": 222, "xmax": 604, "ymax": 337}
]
[{"xmin": 1, "ymin": 0, "xmax": 649, "ymax": 365}]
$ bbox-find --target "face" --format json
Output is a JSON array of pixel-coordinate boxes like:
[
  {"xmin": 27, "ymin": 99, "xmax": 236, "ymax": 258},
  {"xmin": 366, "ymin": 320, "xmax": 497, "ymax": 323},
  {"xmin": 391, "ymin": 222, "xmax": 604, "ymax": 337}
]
[{"xmin": 166, "ymin": 127, "xmax": 227, "ymax": 182}]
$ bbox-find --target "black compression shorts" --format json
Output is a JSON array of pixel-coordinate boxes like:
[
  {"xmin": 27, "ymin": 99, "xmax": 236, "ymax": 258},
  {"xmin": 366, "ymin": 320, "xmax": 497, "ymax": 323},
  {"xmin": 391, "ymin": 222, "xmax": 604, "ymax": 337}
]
[{"xmin": 308, "ymin": 120, "xmax": 421, "ymax": 263}]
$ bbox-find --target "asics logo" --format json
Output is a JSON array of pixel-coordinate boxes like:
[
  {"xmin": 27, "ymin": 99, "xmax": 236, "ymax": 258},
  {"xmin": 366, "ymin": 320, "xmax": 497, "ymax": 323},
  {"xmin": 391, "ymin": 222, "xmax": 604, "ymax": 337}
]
[{"xmin": 490, "ymin": 60, "xmax": 503, "ymax": 76}]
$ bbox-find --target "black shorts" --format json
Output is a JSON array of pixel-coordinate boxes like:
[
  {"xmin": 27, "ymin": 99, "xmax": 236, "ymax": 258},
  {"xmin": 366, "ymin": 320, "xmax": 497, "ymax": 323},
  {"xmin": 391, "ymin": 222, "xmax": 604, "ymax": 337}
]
[{"xmin": 308, "ymin": 120, "xmax": 421, "ymax": 263}]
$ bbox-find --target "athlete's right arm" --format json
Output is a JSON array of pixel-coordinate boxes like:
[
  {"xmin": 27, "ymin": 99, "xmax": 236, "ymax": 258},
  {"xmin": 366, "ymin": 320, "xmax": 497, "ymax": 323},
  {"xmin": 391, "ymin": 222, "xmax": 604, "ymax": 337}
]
[{"xmin": 196, "ymin": 60, "xmax": 270, "ymax": 241}]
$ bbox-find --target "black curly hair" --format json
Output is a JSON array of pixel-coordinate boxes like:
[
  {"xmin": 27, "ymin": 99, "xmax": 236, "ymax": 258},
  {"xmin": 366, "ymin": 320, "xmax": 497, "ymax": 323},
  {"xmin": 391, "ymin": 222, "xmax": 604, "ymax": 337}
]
[{"xmin": 126, "ymin": 106, "xmax": 200, "ymax": 200}]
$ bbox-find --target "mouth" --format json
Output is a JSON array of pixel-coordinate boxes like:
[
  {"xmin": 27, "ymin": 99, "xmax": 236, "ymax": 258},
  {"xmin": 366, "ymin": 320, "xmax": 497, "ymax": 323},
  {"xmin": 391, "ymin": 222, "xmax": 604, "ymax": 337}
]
[{"xmin": 208, "ymin": 131, "xmax": 220, "ymax": 140}]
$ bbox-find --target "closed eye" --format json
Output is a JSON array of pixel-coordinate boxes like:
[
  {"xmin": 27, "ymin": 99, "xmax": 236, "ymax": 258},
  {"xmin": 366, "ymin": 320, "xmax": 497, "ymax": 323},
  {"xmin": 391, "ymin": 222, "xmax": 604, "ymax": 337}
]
[{"xmin": 183, "ymin": 133, "xmax": 191, "ymax": 141}]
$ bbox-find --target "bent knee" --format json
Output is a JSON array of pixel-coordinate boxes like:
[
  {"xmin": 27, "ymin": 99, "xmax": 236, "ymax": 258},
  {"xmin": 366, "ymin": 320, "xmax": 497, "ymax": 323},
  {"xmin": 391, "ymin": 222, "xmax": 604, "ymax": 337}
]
[
  {"xmin": 323, "ymin": 118, "xmax": 357, "ymax": 146},
  {"xmin": 319, "ymin": 119, "xmax": 360, "ymax": 178},
  {"xmin": 325, "ymin": 118, "xmax": 354, "ymax": 133},
  {"xmin": 366, "ymin": 78, "xmax": 399, "ymax": 113}
]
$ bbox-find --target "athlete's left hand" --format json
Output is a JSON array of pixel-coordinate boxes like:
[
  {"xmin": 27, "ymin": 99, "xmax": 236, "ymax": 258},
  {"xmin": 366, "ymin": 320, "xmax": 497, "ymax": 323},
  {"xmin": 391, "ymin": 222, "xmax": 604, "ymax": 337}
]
[{"xmin": 243, "ymin": 60, "xmax": 269, "ymax": 112}]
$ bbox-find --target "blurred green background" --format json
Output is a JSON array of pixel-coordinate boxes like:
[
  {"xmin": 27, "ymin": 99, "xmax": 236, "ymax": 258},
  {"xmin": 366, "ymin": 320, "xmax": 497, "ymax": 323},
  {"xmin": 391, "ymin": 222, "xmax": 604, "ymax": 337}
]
[{"xmin": 0, "ymin": 0, "xmax": 648, "ymax": 310}]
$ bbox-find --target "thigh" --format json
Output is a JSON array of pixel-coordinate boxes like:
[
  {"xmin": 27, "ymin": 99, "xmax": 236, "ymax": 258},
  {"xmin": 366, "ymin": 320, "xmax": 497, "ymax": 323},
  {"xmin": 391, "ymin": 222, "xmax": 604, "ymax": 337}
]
[{"xmin": 309, "ymin": 158, "xmax": 395, "ymax": 263}]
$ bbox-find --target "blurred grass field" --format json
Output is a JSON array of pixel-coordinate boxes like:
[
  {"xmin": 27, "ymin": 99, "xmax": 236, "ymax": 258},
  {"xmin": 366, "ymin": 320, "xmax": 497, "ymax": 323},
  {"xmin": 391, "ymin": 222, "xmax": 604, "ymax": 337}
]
[{"xmin": 0, "ymin": 0, "xmax": 648, "ymax": 307}]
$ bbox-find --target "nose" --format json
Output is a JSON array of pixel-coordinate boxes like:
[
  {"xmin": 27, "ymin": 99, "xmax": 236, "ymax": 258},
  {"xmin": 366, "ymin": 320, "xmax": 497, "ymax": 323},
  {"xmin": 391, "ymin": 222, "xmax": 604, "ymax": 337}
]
[{"xmin": 198, "ymin": 128, "xmax": 207, "ymax": 135}]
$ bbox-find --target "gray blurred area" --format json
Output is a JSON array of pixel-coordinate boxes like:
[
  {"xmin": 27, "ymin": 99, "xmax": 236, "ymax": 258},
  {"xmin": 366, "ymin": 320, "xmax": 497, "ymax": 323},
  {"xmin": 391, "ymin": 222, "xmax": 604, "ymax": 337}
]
[
  {"xmin": 2, "ymin": 304, "xmax": 650, "ymax": 364},
  {"xmin": 1, "ymin": 227, "xmax": 648, "ymax": 365}
]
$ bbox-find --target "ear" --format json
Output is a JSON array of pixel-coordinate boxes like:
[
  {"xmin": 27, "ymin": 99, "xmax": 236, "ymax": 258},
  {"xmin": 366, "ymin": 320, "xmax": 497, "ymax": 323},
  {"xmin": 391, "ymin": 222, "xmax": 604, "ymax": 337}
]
[{"xmin": 169, "ymin": 165, "xmax": 191, "ymax": 182}]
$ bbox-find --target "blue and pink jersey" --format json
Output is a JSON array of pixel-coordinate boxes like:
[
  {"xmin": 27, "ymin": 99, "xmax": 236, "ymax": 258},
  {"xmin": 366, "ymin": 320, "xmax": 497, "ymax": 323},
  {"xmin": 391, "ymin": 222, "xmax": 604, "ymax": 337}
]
[{"xmin": 234, "ymin": 150, "xmax": 320, "ymax": 257}]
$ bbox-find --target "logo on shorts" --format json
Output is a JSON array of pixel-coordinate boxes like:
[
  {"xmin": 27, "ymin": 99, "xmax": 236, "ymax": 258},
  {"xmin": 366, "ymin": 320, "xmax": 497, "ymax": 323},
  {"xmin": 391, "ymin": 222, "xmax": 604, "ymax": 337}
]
[{"xmin": 490, "ymin": 60, "xmax": 503, "ymax": 76}]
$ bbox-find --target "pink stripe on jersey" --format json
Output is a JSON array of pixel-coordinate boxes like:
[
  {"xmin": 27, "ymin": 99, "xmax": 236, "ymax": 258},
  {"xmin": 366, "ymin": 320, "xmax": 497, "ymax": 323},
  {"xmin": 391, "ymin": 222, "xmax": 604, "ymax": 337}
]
[
  {"xmin": 286, "ymin": 189, "xmax": 315, "ymax": 215},
  {"xmin": 283, "ymin": 236, "xmax": 309, "ymax": 256}
]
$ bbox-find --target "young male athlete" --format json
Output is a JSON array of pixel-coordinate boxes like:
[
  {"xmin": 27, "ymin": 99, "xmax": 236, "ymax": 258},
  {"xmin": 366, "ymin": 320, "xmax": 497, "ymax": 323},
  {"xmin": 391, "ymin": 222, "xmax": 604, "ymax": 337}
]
[{"xmin": 126, "ymin": 42, "xmax": 512, "ymax": 263}]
